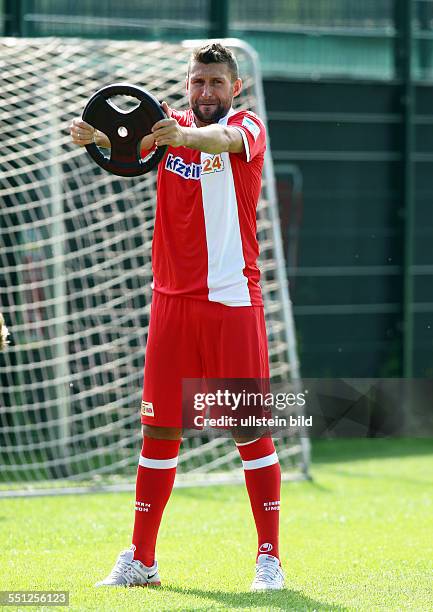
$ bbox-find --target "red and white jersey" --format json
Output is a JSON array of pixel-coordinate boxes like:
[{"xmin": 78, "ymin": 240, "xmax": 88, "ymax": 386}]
[{"xmin": 152, "ymin": 107, "xmax": 266, "ymax": 306}]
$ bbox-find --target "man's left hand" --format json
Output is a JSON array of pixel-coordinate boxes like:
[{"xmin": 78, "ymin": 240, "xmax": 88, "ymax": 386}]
[{"xmin": 152, "ymin": 114, "xmax": 185, "ymax": 148}]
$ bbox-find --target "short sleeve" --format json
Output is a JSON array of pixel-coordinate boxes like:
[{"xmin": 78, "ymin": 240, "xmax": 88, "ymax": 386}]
[
  {"xmin": 228, "ymin": 111, "xmax": 266, "ymax": 162},
  {"xmin": 170, "ymin": 108, "xmax": 195, "ymax": 127}
]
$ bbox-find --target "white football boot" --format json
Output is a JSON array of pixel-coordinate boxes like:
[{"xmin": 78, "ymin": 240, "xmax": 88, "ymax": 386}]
[
  {"xmin": 251, "ymin": 554, "xmax": 285, "ymax": 591},
  {"xmin": 95, "ymin": 547, "xmax": 161, "ymax": 587}
]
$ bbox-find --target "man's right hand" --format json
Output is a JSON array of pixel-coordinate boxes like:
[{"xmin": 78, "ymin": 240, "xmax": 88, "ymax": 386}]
[
  {"xmin": 69, "ymin": 117, "xmax": 154, "ymax": 151},
  {"xmin": 70, "ymin": 118, "xmax": 97, "ymax": 146},
  {"xmin": 70, "ymin": 118, "xmax": 111, "ymax": 148}
]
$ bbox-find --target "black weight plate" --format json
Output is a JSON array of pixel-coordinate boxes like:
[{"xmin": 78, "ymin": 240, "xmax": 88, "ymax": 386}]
[{"xmin": 82, "ymin": 83, "xmax": 167, "ymax": 177}]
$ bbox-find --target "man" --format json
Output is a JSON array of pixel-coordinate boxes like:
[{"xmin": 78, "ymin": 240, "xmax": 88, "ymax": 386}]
[
  {"xmin": 70, "ymin": 42, "xmax": 284, "ymax": 592},
  {"xmin": 0, "ymin": 313, "xmax": 9, "ymax": 350}
]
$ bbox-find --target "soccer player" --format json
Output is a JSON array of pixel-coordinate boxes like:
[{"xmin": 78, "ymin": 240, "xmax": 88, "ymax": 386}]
[
  {"xmin": 0, "ymin": 313, "xmax": 9, "ymax": 350},
  {"xmin": 70, "ymin": 42, "xmax": 284, "ymax": 592}
]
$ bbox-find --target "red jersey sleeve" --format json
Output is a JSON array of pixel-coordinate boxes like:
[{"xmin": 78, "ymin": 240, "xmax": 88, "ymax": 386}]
[
  {"xmin": 169, "ymin": 108, "xmax": 195, "ymax": 127},
  {"xmin": 228, "ymin": 110, "xmax": 266, "ymax": 162}
]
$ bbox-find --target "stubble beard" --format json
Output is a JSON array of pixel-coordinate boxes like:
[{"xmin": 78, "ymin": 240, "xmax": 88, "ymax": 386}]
[{"xmin": 191, "ymin": 100, "xmax": 230, "ymax": 125}]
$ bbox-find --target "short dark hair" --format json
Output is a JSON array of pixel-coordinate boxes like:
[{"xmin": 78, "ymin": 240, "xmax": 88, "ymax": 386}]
[{"xmin": 188, "ymin": 42, "xmax": 239, "ymax": 82}]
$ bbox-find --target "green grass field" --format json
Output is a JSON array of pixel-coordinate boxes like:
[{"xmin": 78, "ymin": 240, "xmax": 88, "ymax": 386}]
[{"xmin": 1, "ymin": 438, "xmax": 432, "ymax": 611}]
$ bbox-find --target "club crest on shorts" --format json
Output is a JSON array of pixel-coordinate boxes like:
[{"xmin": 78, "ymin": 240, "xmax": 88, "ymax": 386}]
[{"xmin": 141, "ymin": 401, "xmax": 154, "ymax": 417}]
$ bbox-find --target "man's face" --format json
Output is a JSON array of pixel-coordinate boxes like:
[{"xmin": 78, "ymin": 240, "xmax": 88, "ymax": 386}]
[{"xmin": 187, "ymin": 61, "xmax": 242, "ymax": 126}]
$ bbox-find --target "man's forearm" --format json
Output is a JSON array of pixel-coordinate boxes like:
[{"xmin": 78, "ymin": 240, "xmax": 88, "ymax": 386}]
[
  {"xmin": 94, "ymin": 129, "xmax": 110, "ymax": 148},
  {"xmin": 94, "ymin": 131, "xmax": 155, "ymax": 151},
  {"xmin": 181, "ymin": 125, "xmax": 243, "ymax": 155}
]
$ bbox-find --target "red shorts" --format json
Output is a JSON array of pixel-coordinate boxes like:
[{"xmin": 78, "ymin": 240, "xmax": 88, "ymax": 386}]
[{"xmin": 141, "ymin": 292, "xmax": 270, "ymax": 428}]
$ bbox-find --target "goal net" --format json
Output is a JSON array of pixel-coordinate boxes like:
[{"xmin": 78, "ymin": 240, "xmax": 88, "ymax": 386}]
[{"xmin": 0, "ymin": 37, "xmax": 310, "ymax": 496}]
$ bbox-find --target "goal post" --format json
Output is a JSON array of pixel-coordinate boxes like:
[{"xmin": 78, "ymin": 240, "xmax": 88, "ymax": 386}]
[{"xmin": 0, "ymin": 37, "xmax": 310, "ymax": 496}]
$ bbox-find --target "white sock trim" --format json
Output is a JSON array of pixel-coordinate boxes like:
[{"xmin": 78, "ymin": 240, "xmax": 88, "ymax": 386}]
[
  {"xmin": 242, "ymin": 451, "xmax": 279, "ymax": 470},
  {"xmin": 235, "ymin": 437, "xmax": 261, "ymax": 447},
  {"xmin": 139, "ymin": 455, "xmax": 178, "ymax": 469}
]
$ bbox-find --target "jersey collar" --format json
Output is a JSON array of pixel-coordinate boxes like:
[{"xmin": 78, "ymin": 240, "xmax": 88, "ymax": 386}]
[
  {"xmin": 218, "ymin": 107, "xmax": 236, "ymax": 125},
  {"xmin": 191, "ymin": 107, "xmax": 236, "ymax": 128}
]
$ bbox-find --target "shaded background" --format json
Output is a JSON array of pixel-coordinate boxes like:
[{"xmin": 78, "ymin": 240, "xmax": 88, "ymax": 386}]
[{"xmin": 1, "ymin": 0, "xmax": 432, "ymax": 380}]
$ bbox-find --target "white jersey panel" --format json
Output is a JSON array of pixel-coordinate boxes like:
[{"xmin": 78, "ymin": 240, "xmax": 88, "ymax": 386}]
[{"xmin": 200, "ymin": 147, "xmax": 251, "ymax": 306}]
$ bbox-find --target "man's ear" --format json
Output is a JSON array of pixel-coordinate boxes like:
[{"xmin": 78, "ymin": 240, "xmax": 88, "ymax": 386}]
[
  {"xmin": 233, "ymin": 78, "xmax": 242, "ymax": 98},
  {"xmin": 185, "ymin": 75, "xmax": 189, "ymax": 94}
]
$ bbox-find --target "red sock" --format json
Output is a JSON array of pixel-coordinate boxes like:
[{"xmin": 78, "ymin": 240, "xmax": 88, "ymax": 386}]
[
  {"xmin": 132, "ymin": 436, "xmax": 181, "ymax": 566},
  {"xmin": 237, "ymin": 437, "xmax": 281, "ymax": 561}
]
